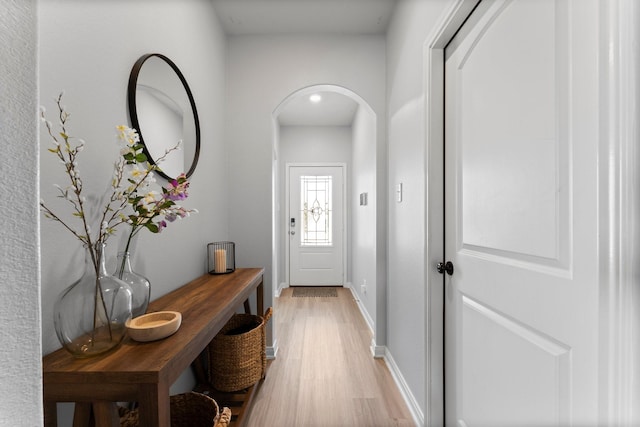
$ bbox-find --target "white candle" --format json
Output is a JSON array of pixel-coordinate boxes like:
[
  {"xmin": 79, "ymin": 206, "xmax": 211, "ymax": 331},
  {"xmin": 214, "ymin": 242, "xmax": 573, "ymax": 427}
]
[{"xmin": 214, "ymin": 248, "xmax": 227, "ymax": 273}]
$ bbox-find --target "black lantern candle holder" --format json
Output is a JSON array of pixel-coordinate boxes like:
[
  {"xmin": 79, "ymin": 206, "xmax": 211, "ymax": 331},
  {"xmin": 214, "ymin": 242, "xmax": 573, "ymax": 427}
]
[{"xmin": 208, "ymin": 241, "xmax": 235, "ymax": 274}]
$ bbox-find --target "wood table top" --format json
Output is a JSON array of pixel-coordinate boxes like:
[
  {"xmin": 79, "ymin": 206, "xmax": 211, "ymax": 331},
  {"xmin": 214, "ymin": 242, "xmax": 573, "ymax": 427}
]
[{"xmin": 43, "ymin": 268, "xmax": 265, "ymax": 388}]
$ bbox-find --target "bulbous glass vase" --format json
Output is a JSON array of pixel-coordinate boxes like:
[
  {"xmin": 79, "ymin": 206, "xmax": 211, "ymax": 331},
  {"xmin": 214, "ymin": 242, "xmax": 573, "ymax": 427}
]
[
  {"xmin": 113, "ymin": 251, "xmax": 151, "ymax": 318},
  {"xmin": 53, "ymin": 243, "xmax": 132, "ymax": 358}
]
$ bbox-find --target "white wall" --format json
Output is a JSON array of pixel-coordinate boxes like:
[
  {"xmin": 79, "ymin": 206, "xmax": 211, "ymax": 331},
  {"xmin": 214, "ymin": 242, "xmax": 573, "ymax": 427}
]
[
  {"xmin": 280, "ymin": 126, "xmax": 352, "ymax": 164},
  {"xmin": 350, "ymin": 106, "xmax": 379, "ymax": 332},
  {"xmin": 0, "ymin": 1, "xmax": 41, "ymax": 425},
  {"xmin": 279, "ymin": 125, "xmax": 352, "ymax": 289},
  {"xmin": 386, "ymin": 0, "xmax": 456, "ymax": 419},
  {"xmin": 227, "ymin": 34, "xmax": 386, "ymax": 347},
  {"xmin": 38, "ymin": 0, "xmax": 227, "ymax": 424}
]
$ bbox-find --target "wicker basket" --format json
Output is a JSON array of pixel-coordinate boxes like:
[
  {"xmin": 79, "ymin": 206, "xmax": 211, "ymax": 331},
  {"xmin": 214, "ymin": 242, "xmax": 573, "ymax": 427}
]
[
  {"xmin": 208, "ymin": 307, "xmax": 273, "ymax": 392},
  {"xmin": 119, "ymin": 391, "xmax": 231, "ymax": 427}
]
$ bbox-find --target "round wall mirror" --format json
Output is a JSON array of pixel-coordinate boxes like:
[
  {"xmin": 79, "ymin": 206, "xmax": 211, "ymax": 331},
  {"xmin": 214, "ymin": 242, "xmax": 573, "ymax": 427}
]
[{"xmin": 127, "ymin": 53, "xmax": 200, "ymax": 180}]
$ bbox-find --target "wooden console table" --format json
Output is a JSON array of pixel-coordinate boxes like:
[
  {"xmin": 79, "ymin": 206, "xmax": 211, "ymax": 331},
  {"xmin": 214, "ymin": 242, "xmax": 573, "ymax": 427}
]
[{"xmin": 43, "ymin": 267, "xmax": 264, "ymax": 427}]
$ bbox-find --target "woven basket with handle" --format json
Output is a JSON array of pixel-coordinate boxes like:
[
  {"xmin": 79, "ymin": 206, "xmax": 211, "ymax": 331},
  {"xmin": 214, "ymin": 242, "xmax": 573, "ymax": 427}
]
[
  {"xmin": 119, "ymin": 391, "xmax": 231, "ymax": 427},
  {"xmin": 208, "ymin": 307, "xmax": 273, "ymax": 392}
]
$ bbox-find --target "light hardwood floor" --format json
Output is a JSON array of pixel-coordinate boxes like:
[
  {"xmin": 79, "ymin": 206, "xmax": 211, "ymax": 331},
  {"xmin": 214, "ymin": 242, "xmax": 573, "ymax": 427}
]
[{"xmin": 244, "ymin": 287, "xmax": 415, "ymax": 427}]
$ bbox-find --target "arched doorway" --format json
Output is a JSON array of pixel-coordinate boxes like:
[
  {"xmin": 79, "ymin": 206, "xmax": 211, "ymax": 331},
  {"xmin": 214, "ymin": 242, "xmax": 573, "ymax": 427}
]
[{"xmin": 271, "ymin": 84, "xmax": 385, "ymax": 354}]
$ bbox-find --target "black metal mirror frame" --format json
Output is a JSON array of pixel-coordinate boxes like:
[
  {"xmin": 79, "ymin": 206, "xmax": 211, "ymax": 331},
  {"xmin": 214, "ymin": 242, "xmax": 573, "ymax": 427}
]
[{"xmin": 127, "ymin": 53, "xmax": 201, "ymax": 180}]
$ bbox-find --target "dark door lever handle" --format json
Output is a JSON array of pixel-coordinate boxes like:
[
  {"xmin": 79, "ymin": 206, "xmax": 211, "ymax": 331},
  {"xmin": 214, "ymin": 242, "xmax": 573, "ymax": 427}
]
[{"xmin": 437, "ymin": 261, "xmax": 454, "ymax": 276}]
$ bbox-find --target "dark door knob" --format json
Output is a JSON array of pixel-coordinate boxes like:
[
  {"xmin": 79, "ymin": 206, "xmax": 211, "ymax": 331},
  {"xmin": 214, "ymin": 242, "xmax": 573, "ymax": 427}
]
[{"xmin": 436, "ymin": 261, "xmax": 454, "ymax": 276}]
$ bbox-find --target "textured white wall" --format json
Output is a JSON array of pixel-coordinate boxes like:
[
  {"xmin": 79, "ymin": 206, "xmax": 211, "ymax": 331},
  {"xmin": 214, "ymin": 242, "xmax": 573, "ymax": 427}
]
[
  {"xmin": 0, "ymin": 1, "xmax": 42, "ymax": 425},
  {"xmin": 386, "ymin": 0, "xmax": 456, "ymax": 417},
  {"xmin": 227, "ymin": 34, "xmax": 386, "ymax": 347}
]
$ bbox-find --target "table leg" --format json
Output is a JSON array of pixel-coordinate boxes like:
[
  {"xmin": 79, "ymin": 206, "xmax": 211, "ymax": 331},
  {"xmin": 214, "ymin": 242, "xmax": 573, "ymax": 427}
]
[
  {"xmin": 72, "ymin": 402, "xmax": 92, "ymax": 427},
  {"xmin": 44, "ymin": 401, "xmax": 58, "ymax": 427},
  {"xmin": 244, "ymin": 276, "xmax": 265, "ymax": 316},
  {"xmin": 137, "ymin": 384, "xmax": 171, "ymax": 427},
  {"xmin": 92, "ymin": 402, "xmax": 119, "ymax": 427},
  {"xmin": 257, "ymin": 278, "xmax": 264, "ymax": 316}
]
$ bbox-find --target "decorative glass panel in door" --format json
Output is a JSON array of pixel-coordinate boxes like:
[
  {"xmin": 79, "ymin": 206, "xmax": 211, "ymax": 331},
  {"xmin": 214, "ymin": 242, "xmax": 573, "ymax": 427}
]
[{"xmin": 300, "ymin": 175, "xmax": 332, "ymax": 246}]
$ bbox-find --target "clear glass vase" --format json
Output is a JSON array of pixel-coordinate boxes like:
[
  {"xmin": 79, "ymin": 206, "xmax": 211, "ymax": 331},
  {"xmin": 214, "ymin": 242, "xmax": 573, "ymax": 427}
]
[
  {"xmin": 53, "ymin": 243, "xmax": 132, "ymax": 358},
  {"xmin": 113, "ymin": 251, "xmax": 150, "ymax": 318}
]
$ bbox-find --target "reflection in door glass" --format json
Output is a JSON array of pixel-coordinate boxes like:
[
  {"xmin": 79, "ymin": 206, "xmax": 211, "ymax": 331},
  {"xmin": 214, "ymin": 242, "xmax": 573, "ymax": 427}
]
[{"xmin": 300, "ymin": 175, "xmax": 332, "ymax": 246}]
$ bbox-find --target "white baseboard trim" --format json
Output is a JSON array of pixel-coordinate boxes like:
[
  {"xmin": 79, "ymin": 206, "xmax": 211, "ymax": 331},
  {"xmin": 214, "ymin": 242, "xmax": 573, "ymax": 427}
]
[
  {"xmin": 383, "ymin": 347, "xmax": 424, "ymax": 427},
  {"xmin": 347, "ymin": 285, "xmax": 375, "ymax": 335},
  {"xmin": 370, "ymin": 338, "xmax": 386, "ymax": 359},
  {"xmin": 275, "ymin": 282, "xmax": 287, "ymax": 298},
  {"xmin": 266, "ymin": 339, "xmax": 278, "ymax": 360}
]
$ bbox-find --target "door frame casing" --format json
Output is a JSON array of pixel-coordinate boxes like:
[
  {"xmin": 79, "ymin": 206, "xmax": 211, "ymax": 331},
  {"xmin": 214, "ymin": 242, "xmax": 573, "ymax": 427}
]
[
  {"xmin": 423, "ymin": 0, "xmax": 639, "ymax": 425},
  {"xmin": 423, "ymin": 2, "xmax": 480, "ymax": 425},
  {"xmin": 285, "ymin": 162, "xmax": 348, "ymax": 287}
]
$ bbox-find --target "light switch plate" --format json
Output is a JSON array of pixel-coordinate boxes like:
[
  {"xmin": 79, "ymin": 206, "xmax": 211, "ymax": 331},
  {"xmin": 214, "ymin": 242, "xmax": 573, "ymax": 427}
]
[{"xmin": 396, "ymin": 183, "xmax": 403, "ymax": 202}]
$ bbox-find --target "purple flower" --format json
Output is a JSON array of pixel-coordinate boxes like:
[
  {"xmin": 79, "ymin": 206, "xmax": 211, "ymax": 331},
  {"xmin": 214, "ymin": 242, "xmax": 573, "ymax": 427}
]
[
  {"xmin": 165, "ymin": 173, "xmax": 190, "ymax": 201},
  {"xmin": 167, "ymin": 192, "xmax": 187, "ymax": 202}
]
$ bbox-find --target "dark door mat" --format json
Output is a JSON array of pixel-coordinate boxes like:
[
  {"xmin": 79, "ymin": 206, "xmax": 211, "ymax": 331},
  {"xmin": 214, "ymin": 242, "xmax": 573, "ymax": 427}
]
[{"xmin": 292, "ymin": 287, "xmax": 338, "ymax": 298}]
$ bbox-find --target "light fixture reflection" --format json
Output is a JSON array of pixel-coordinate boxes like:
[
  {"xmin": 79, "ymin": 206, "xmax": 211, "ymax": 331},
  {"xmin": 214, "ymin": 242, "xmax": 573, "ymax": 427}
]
[{"xmin": 309, "ymin": 94, "xmax": 322, "ymax": 103}]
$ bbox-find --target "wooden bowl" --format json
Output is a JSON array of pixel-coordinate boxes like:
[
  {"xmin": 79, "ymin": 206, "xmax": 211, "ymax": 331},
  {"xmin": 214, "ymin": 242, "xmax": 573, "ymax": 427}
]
[{"xmin": 126, "ymin": 311, "xmax": 182, "ymax": 342}]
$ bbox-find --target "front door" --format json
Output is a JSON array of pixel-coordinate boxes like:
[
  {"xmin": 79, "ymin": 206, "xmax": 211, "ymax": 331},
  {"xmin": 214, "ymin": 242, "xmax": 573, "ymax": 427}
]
[
  {"xmin": 444, "ymin": 0, "xmax": 600, "ymax": 425},
  {"xmin": 288, "ymin": 165, "xmax": 344, "ymax": 286}
]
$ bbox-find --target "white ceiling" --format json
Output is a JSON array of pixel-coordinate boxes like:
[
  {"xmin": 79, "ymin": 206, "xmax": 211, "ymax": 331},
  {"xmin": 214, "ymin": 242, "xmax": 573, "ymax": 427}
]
[
  {"xmin": 277, "ymin": 91, "xmax": 359, "ymax": 127},
  {"xmin": 212, "ymin": 0, "xmax": 396, "ymax": 126},
  {"xmin": 212, "ymin": 0, "xmax": 396, "ymax": 36}
]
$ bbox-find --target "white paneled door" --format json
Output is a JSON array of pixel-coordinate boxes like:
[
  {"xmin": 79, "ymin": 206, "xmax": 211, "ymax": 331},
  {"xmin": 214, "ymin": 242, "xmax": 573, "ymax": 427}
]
[
  {"xmin": 288, "ymin": 165, "xmax": 344, "ymax": 286},
  {"xmin": 444, "ymin": 1, "xmax": 599, "ymax": 425}
]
